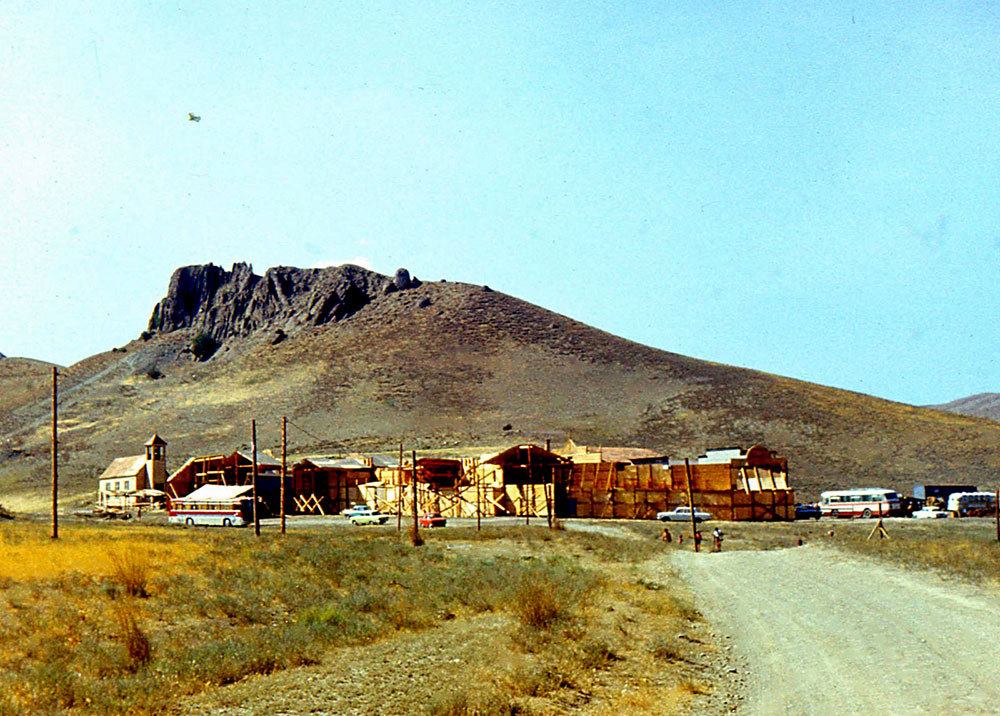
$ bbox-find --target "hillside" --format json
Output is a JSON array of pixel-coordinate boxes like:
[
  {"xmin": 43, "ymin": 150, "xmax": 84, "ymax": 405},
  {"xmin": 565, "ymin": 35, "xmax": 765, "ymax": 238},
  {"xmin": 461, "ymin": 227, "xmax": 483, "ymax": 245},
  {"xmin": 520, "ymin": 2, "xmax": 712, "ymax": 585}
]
[
  {"xmin": 3, "ymin": 262, "xmax": 1000, "ymax": 507},
  {"xmin": 928, "ymin": 394, "xmax": 1000, "ymax": 423}
]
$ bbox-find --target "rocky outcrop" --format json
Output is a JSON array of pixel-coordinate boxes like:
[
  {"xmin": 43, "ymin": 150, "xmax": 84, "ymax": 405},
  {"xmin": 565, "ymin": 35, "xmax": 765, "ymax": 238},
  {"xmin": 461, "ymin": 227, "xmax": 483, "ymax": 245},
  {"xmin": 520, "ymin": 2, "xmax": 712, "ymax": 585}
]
[{"xmin": 147, "ymin": 262, "xmax": 419, "ymax": 343}]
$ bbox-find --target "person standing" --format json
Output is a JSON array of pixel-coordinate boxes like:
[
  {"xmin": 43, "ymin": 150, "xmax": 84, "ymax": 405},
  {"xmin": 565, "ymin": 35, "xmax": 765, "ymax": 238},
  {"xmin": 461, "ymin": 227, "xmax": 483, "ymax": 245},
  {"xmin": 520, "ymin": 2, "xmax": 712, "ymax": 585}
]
[
  {"xmin": 693, "ymin": 529, "xmax": 702, "ymax": 552},
  {"xmin": 713, "ymin": 527, "xmax": 723, "ymax": 552}
]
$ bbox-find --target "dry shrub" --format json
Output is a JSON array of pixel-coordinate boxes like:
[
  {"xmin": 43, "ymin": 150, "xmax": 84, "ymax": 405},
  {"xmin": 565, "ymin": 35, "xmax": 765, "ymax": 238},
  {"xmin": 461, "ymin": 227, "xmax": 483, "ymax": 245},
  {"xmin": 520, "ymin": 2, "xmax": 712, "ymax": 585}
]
[
  {"xmin": 112, "ymin": 601, "xmax": 151, "ymax": 671},
  {"xmin": 426, "ymin": 685, "xmax": 520, "ymax": 716},
  {"xmin": 512, "ymin": 580, "xmax": 563, "ymax": 629},
  {"xmin": 108, "ymin": 550, "xmax": 150, "ymax": 598}
]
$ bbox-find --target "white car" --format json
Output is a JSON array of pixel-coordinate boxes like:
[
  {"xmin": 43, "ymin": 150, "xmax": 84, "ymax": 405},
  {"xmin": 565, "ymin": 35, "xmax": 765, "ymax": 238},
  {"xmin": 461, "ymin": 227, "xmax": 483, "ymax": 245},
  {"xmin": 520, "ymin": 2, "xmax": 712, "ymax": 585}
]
[
  {"xmin": 350, "ymin": 511, "xmax": 391, "ymax": 526},
  {"xmin": 656, "ymin": 506, "xmax": 712, "ymax": 523},
  {"xmin": 913, "ymin": 506, "xmax": 949, "ymax": 519},
  {"xmin": 341, "ymin": 504, "xmax": 376, "ymax": 518}
]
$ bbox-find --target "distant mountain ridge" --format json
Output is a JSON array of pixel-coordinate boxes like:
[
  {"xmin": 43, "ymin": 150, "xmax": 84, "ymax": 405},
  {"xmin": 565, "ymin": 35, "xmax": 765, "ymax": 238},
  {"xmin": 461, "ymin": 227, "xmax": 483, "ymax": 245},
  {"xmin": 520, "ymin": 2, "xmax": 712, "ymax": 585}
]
[
  {"xmin": 928, "ymin": 393, "xmax": 1000, "ymax": 423},
  {"xmin": 3, "ymin": 262, "xmax": 1000, "ymax": 507}
]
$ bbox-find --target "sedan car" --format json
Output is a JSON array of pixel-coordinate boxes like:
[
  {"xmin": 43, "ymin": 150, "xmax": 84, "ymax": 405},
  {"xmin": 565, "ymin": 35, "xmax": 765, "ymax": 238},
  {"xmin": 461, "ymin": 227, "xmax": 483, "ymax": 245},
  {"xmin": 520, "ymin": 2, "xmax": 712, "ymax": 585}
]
[
  {"xmin": 656, "ymin": 506, "xmax": 712, "ymax": 523},
  {"xmin": 350, "ymin": 511, "xmax": 391, "ymax": 526},
  {"xmin": 418, "ymin": 513, "xmax": 447, "ymax": 528},
  {"xmin": 795, "ymin": 503, "xmax": 822, "ymax": 520},
  {"xmin": 341, "ymin": 504, "xmax": 376, "ymax": 519},
  {"xmin": 913, "ymin": 506, "xmax": 949, "ymax": 519}
]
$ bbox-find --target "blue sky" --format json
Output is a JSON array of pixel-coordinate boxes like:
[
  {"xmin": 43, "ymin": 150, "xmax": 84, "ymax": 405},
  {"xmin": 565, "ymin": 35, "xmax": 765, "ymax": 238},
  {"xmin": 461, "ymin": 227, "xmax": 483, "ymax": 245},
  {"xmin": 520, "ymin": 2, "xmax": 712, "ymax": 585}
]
[{"xmin": 2, "ymin": 1, "xmax": 999, "ymax": 406}]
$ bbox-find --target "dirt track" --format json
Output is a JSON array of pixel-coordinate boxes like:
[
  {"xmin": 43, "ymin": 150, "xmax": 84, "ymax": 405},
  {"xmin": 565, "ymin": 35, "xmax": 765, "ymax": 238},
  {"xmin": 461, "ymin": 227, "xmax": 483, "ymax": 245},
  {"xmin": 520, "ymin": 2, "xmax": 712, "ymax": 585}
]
[{"xmin": 668, "ymin": 545, "xmax": 1000, "ymax": 715}]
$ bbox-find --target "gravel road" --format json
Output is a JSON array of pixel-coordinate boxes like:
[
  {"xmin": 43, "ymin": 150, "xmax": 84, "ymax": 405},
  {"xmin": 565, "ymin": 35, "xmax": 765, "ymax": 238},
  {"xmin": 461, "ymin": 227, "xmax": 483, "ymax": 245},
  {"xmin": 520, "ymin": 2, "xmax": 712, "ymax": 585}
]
[{"xmin": 668, "ymin": 545, "xmax": 1000, "ymax": 715}]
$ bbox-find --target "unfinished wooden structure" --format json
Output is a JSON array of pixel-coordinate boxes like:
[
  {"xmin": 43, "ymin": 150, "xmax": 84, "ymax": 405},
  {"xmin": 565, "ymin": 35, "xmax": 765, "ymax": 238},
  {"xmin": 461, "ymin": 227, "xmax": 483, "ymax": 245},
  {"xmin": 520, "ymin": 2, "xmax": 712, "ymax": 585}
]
[
  {"xmin": 288, "ymin": 458, "xmax": 375, "ymax": 514},
  {"xmin": 358, "ymin": 445, "xmax": 573, "ymax": 519},
  {"xmin": 567, "ymin": 445, "xmax": 793, "ymax": 520},
  {"xmin": 166, "ymin": 450, "xmax": 282, "ymax": 511}
]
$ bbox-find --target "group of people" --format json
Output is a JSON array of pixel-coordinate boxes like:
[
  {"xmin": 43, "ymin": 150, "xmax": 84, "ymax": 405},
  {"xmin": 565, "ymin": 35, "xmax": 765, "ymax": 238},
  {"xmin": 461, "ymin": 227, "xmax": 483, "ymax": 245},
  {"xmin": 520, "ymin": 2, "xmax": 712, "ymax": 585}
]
[{"xmin": 660, "ymin": 525, "xmax": 725, "ymax": 552}]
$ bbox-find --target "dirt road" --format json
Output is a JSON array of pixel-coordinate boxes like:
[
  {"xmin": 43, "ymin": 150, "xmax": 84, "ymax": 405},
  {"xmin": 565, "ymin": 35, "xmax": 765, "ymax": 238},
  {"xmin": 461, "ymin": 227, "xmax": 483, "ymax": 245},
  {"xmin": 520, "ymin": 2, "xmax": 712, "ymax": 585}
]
[{"xmin": 668, "ymin": 545, "xmax": 1000, "ymax": 715}]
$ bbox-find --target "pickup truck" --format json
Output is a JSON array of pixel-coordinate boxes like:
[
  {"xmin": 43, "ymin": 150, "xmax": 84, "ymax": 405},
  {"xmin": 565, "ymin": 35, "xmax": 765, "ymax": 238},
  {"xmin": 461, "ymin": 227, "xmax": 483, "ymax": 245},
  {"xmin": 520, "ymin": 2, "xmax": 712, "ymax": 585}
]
[
  {"xmin": 656, "ymin": 506, "xmax": 712, "ymax": 523},
  {"xmin": 350, "ymin": 511, "xmax": 391, "ymax": 526}
]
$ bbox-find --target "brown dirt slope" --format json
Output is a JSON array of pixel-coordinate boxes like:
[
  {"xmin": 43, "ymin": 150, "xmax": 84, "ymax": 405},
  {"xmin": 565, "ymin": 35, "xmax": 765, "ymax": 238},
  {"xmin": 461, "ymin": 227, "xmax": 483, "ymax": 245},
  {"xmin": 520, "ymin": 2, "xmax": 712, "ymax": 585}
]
[{"xmin": 2, "ymin": 270, "xmax": 999, "ymax": 505}]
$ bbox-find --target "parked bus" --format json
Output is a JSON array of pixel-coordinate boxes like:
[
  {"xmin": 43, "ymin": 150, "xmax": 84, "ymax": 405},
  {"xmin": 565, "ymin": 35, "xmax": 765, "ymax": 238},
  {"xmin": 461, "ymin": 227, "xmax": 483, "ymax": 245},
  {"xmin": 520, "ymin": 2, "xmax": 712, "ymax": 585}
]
[
  {"xmin": 168, "ymin": 484, "xmax": 253, "ymax": 527},
  {"xmin": 945, "ymin": 491, "xmax": 996, "ymax": 517},
  {"xmin": 819, "ymin": 488, "xmax": 901, "ymax": 518}
]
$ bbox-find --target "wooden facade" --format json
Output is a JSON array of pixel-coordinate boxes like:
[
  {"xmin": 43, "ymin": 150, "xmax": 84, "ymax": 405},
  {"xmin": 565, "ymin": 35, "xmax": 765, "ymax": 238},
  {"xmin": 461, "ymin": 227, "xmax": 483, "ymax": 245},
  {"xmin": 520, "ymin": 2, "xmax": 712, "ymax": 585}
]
[
  {"xmin": 288, "ymin": 458, "xmax": 374, "ymax": 514},
  {"xmin": 567, "ymin": 445, "xmax": 793, "ymax": 521},
  {"xmin": 166, "ymin": 450, "xmax": 282, "ymax": 512}
]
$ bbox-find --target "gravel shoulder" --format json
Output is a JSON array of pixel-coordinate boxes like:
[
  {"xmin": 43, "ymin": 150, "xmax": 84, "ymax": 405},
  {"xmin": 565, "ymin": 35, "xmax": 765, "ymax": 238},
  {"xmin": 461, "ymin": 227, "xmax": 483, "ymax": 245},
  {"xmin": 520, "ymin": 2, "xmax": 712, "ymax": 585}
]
[{"xmin": 669, "ymin": 544, "xmax": 1000, "ymax": 715}]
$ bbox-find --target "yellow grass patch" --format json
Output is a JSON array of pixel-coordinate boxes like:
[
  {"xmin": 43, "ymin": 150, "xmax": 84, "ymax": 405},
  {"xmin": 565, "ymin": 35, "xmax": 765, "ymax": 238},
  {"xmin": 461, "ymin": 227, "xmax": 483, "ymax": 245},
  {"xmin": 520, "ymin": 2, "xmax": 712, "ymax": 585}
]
[{"xmin": 0, "ymin": 524, "xmax": 205, "ymax": 580}]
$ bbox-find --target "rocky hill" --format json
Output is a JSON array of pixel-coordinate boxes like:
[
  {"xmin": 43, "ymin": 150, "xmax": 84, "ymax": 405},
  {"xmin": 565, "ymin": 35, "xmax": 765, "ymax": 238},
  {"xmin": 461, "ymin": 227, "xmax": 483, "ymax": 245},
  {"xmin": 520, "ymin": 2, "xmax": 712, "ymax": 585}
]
[
  {"xmin": 3, "ymin": 262, "xmax": 1000, "ymax": 508},
  {"xmin": 928, "ymin": 394, "xmax": 1000, "ymax": 423}
]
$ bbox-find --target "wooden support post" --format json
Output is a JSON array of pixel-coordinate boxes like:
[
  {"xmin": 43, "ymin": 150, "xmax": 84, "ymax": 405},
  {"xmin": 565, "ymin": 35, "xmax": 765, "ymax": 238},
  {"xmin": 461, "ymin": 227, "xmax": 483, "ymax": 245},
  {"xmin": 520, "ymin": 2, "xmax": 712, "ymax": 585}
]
[
  {"xmin": 397, "ymin": 443, "xmax": 403, "ymax": 532},
  {"xmin": 546, "ymin": 465, "xmax": 553, "ymax": 528},
  {"xmin": 252, "ymin": 420, "xmax": 260, "ymax": 537},
  {"xmin": 685, "ymin": 458, "xmax": 698, "ymax": 552},
  {"xmin": 280, "ymin": 416, "xmax": 287, "ymax": 535},
  {"xmin": 51, "ymin": 367, "xmax": 58, "ymax": 540},
  {"xmin": 411, "ymin": 450, "xmax": 420, "ymax": 541},
  {"xmin": 476, "ymin": 460, "xmax": 482, "ymax": 531},
  {"xmin": 525, "ymin": 448, "xmax": 531, "ymax": 525}
]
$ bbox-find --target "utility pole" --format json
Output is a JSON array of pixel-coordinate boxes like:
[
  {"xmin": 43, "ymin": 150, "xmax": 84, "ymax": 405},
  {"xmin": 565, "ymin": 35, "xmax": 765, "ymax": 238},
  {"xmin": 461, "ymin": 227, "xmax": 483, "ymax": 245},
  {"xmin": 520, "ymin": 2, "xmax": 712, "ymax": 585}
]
[
  {"xmin": 280, "ymin": 416, "xmax": 287, "ymax": 535},
  {"xmin": 476, "ymin": 460, "xmax": 481, "ymax": 531},
  {"xmin": 525, "ymin": 447, "xmax": 531, "ymax": 526},
  {"xmin": 51, "ymin": 367, "xmax": 58, "ymax": 540},
  {"xmin": 397, "ymin": 442, "xmax": 403, "ymax": 532},
  {"xmin": 684, "ymin": 458, "xmax": 698, "ymax": 552},
  {"xmin": 411, "ymin": 449, "xmax": 420, "ymax": 543},
  {"xmin": 252, "ymin": 420, "xmax": 260, "ymax": 537}
]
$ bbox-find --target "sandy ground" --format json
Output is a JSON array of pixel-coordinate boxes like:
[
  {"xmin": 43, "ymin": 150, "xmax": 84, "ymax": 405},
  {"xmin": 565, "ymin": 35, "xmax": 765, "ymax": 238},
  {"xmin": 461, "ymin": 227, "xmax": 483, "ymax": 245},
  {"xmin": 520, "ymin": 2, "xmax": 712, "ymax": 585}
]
[{"xmin": 668, "ymin": 544, "xmax": 1000, "ymax": 715}]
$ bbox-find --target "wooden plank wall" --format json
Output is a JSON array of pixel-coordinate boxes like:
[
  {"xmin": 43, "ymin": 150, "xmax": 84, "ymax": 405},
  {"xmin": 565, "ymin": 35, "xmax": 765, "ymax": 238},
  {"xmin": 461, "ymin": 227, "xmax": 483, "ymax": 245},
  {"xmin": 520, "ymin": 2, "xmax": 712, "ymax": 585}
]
[{"xmin": 567, "ymin": 462, "xmax": 794, "ymax": 521}]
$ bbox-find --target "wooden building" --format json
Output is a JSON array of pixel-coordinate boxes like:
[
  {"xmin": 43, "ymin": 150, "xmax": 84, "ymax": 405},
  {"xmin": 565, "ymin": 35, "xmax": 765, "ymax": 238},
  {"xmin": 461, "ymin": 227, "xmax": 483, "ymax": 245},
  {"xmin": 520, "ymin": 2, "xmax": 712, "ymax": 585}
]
[
  {"xmin": 568, "ymin": 445, "xmax": 793, "ymax": 521},
  {"xmin": 96, "ymin": 434, "xmax": 168, "ymax": 510},
  {"xmin": 288, "ymin": 458, "xmax": 375, "ymax": 514},
  {"xmin": 166, "ymin": 450, "xmax": 282, "ymax": 512}
]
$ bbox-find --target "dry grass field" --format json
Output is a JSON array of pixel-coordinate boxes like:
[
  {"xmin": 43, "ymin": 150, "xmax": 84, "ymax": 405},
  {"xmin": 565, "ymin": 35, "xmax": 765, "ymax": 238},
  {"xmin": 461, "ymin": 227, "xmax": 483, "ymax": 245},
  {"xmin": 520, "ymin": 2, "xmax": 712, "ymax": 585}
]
[{"xmin": 0, "ymin": 520, "xmax": 715, "ymax": 716}]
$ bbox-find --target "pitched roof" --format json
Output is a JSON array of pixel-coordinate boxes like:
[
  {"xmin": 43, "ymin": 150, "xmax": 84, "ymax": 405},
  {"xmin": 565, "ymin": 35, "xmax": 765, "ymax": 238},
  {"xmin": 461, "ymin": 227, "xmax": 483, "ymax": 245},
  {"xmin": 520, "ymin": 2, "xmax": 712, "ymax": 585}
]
[
  {"xmin": 176, "ymin": 484, "xmax": 254, "ymax": 501},
  {"xmin": 99, "ymin": 455, "xmax": 146, "ymax": 481},
  {"xmin": 299, "ymin": 457, "xmax": 371, "ymax": 470},
  {"xmin": 145, "ymin": 433, "xmax": 167, "ymax": 446},
  {"xmin": 234, "ymin": 450, "xmax": 281, "ymax": 467}
]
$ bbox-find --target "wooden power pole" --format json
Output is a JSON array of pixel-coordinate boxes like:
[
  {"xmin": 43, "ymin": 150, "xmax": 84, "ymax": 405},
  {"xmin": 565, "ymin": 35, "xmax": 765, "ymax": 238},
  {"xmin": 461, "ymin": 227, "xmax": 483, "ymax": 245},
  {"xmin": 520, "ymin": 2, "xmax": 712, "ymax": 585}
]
[
  {"xmin": 51, "ymin": 367, "xmax": 58, "ymax": 540},
  {"xmin": 411, "ymin": 449, "xmax": 420, "ymax": 542},
  {"xmin": 397, "ymin": 442, "xmax": 404, "ymax": 532},
  {"xmin": 684, "ymin": 458, "xmax": 698, "ymax": 551},
  {"xmin": 252, "ymin": 420, "xmax": 260, "ymax": 537},
  {"xmin": 280, "ymin": 416, "xmax": 287, "ymax": 535}
]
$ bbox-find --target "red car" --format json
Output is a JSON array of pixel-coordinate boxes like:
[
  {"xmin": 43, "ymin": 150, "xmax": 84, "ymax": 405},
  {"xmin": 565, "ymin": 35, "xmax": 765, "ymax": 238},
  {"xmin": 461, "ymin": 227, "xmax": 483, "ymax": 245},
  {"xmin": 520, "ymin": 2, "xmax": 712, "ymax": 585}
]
[{"xmin": 418, "ymin": 513, "xmax": 447, "ymax": 528}]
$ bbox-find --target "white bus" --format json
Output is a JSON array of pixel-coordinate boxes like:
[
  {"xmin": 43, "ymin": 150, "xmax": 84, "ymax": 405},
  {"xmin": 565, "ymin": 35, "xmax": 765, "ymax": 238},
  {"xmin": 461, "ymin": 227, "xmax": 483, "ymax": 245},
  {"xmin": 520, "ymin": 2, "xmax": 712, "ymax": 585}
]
[
  {"xmin": 168, "ymin": 485, "xmax": 253, "ymax": 527},
  {"xmin": 946, "ymin": 491, "xmax": 996, "ymax": 517},
  {"xmin": 819, "ymin": 488, "xmax": 900, "ymax": 519}
]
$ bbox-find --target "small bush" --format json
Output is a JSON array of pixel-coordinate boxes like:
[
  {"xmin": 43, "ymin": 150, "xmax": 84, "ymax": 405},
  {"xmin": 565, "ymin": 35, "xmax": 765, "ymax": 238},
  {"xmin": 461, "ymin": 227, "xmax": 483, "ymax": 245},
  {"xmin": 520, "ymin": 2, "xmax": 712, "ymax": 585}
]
[
  {"xmin": 145, "ymin": 366, "xmax": 162, "ymax": 380},
  {"xmin": 190, "ymin": 332, "xmax": 219, "ymax": 361},
  {"xmin": 107, "ymin": 551, "xmax": 150, "ymax": 599},
  {"xmin": 649, "ymin": 635, "xmax": 684, "ymax": 662},
  {"xmin": 426, "ymin": 686, "xmax": 520, "ymax": 716},
  {"xmin": 139, "ymin": 331, "xmax": 151, "ymax": 341}
]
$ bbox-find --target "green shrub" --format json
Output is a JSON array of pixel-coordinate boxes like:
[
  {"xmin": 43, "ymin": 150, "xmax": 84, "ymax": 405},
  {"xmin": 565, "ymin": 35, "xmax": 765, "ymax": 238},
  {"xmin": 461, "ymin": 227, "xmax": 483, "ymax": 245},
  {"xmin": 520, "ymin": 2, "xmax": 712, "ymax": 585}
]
[{"xmin": 189, "ymin": 332, "xmax": 219, "ymax": 361}]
